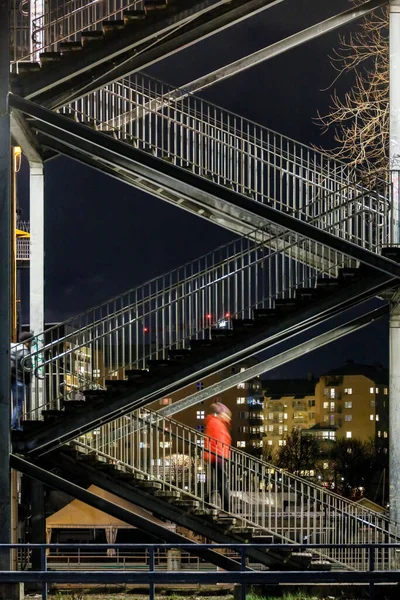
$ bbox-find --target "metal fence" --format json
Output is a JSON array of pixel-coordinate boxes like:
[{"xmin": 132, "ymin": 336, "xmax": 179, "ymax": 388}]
[
  {"xmin": 63, "ymin": 72, "xmax": 393, "ymax": 253},
  {"xmin": 75, "ymin": 406, "xmax": 400, "ymax": 571},
  {"xmin": 6, "ymin": 542, "xmax": 400, "ymax": 600}
]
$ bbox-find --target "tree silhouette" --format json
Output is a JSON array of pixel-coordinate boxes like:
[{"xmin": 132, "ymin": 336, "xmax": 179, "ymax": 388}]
[
  {"xmin": 276, "ymin": 429, "xmax": 320, "ymax": 475},
  {"xmin": 316, "ymin": 2, "xmax": 388, "ymax": 176}
]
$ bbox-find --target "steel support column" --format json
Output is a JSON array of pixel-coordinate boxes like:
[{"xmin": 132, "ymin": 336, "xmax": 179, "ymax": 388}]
[
  {"xmin": 0, "ymin": 1, "xmax": 16, "ymax": 598},
  {"xmin": 389, "ymin": 0, "xmax": 400, "ymax": 527},
  {"xmin": 29, "ymin": 161, "xmax": 44, "ymax": 418}
]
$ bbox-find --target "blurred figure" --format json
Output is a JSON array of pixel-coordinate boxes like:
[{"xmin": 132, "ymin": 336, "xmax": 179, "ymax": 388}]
[
  {"xmin": 204, "ymin": 402, "xmax": 232, "ymax": 512},
  {"xmin": 11, "ymin": 331, "xmax": 33, "ymax": 430}
]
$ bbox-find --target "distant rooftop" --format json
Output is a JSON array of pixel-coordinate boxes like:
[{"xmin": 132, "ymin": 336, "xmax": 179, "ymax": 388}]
[
  {"xmin": 321, "ymin": 362, "xmax": 388, "ymax": 385},
  {"xmin": 262, "ymin": 377, "xmax": 317, "ymax": 399}
]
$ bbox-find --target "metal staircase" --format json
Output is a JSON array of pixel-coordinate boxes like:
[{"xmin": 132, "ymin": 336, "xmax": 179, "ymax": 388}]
[
  {"xmin": 9, "ymin": 0, "xmax": 400, "ymax": 575},
  {"xmin": 17, "ymin": 405, "xmax": 399, "ymax": 571}
]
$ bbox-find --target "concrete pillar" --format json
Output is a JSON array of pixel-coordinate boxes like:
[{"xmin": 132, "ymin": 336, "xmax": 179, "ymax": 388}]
[
  {"xmin": 29, "ymin": 161, "xmax": 45, "ymax": 416},
  {"xmin": 389, "ymin": 0, "xmax": 400, "ymax": 526},
  {"xmin": 167, "ymin": 549, "xmax": 181, "ymax": 570}
]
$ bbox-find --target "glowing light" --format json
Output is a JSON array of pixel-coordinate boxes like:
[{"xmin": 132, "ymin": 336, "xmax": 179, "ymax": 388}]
[
  {"xmin": 225, "ymin": 312, "xmax": 230, "ymax": 318},
  {"xmin": 143, "ymin": 327, "xmax": 148, "ymax": 332},
  {"xmin": 206, "ymin": 314, "xmax": 211, "ymax": 319}
]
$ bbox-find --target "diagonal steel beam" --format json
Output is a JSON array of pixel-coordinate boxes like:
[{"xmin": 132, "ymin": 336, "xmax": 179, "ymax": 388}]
[
  {"xmin": 9, "ymin": 94, "xmax": 400, "ymax": 280},
  {"xmin": 23, "ymin": 0, "xmax": 285, "ymax": 109},
  {"xmin": 158, "ymin": 304, "xmax": 389, "ymax": 418},
  {"xmin": 10, "ymin": 454, "xmax": 242, "ymax": 571},
  {"xmin": 107, "ymin": 0, "xmax": 387, "ymax": 130}
]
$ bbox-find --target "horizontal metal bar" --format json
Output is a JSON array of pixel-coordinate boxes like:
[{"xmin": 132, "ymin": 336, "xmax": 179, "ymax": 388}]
[{"xmin": 0, "ymin": 570, "xmax": 399, "ymax": 584}]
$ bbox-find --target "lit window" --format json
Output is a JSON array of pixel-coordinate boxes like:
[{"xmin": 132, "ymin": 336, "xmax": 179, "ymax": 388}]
[
  {"xmin": 237, "ymin": 441, "xmax": 246, "ymax": 448},
  {"xmin": 330, "ymin": 401, "xmax": 335, "ymax": 412},
  {"xmin": 376, "ymin": 387, "xmax": 379, "ymax": 393},
  {"xmin": 370, "ymin": 414, "xmax": 374, "ymax": 421},
  {"xmin": 344, "ymin": 415, "xmax": 352, "ymax": 422},
  {"xmin": 330, "ymin": 388, "xmax": 335, "ymax": 399},
  {"xmin": 283, "ymin": 425, "xmax": 288, "ymax": 432},
  {"xmin": 323, "ymin": 462, "xmax": 329, "ymax": 469},
  {"xmin": 268, "ymin": 412, "xmax": 274, "ymax": 420},
  {"xmin": 278, "ymin": 440, "xmax": 287, "ymax": 446},
  {"xmin": 139, "ymin": 442, "xmax": 148, "ymax": 449},
  {"xmin": 284, "ymin": 413, "xmax": 288, "ymax": 420},
  {"xmin": 323, "ymin": 401, "xmax": 329, "ymax": 409},
  {"xmin": 279, "ymin": 426, "xmax": 283, "ymax": 435},
  {"xmin": 378, "ymin": 431, "xmax": 381, "ymax": 437},
  {"xmin": 384, "ymin": 387, "xmax": 388, "ymax": 395},
  {"xmin": 160, "ymin": 397, "xmax": 172, "ymax": 406},
  {"xmin": 376, "ymin": 414, "xmax": 380, "ymax": 421},
  {"xmin": 196, "ymin": 439, "xmax": 205, "ymax": 447},
  {"xmin": 196, "ymin": 410, "xmax": 205, "ymax": 419},
  {"xmin": 237, "ymin": 397, "xmax": 246, "ymax": 404},
  {"xmin": 370, "ymin": 387, "xmax": 375, "ymax": 394},
  {"xmin": 344, "ymin": 401, "xmax": 352, "ymax": 409},
  {"xmin": 323, "ymin": 415, "xmax": 329, "ymax": 422},
  {"xmin": 267, "ymin": 440, "xmax": 273, "ymax": 446},
  {"xmin": 384, "ymin": 431, "xmax": 388, "ymax": 438},
  {"xmin": 344, "ymin": 388, "xmax": 353, "ymax": 395},
  {"xmin": 269, "ymin": 424, "xmax": 274, "ymax": 432},
  {"xmin": 159, "ymin": 442, "xmax": 171, "ymax": 448},
  {"xmin": 237, "ymin": 383, "xmax": 246, "ymax": 389},
  {"xmin": 346, "ymin": 431, "xmax": 352, "ymax": 439}
]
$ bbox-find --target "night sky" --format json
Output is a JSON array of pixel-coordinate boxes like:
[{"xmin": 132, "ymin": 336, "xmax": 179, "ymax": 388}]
[{"xmin": 17, "ymin": 0, "xmax": 390, "ymax": 378}]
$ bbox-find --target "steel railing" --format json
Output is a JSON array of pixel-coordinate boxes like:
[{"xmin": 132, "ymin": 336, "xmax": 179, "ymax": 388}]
[
  {"xmin": 62, "ymin": 72, "xmax": 392, "ymax": 253},
  {"xmin": 75, "ymin": 406, "xmax": 400, "ymax": 571},
  {"xmin": 9, "ymin": 0, "xmax": 228, "ymax": 67},
  {"xmin": 20, "ymin": 223, "xmax": 351, "ymax": 417}
]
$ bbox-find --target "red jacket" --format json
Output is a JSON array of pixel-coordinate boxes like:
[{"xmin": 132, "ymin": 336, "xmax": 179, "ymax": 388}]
[{"xmin": 204, "ymin": 414, "xmax": 231, "ymax": 462}]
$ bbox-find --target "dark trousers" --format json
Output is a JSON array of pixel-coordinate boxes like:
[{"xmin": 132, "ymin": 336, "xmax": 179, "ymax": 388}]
[{"xmin": 211, "ymin": 458, "xmax": 230, "ymax": 512}]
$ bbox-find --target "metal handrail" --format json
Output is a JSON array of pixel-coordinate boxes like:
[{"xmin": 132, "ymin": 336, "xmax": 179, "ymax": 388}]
[
  {"xmin": 63, "ymin": 72, "xmax": 391, "ymax": 249},
  {"xmin": 75, "ymin": 406, "xmax": 399, "ymax": 571},
  {"xmin": 21, "ymin": 222, "xmax": 352, "ymax": 416}
]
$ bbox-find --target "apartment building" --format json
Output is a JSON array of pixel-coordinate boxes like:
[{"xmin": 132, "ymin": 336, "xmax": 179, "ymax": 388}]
[
  {"xmin": 263, "ymin": 377, "xmax": 317, "ymax": 449},
  {"xmin": 262, "ymin": 362, "xmax": 389, "ymax": 449}
]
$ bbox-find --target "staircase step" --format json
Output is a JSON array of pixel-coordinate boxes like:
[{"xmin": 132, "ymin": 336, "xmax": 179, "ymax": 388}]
[
  {"xmin": 231, "ymin": 526, "xmax": 254, "ymax": 536},
  {"xmin": 139, "ymin": 480, "xmax": 163, "ymax": 490},
  {"xmin": 191, "ymin": 507, "xmax": 218, "ymax": 519},
  {"xmin": 81, "ymin": 31, "xmax": 105, "ymax": 48},
  {"xmin": 274, "ymin": 298, "xmax": 298, "ymax": 313},
  {"xmin": 316, "ymin": 277, "xmax": 339, "ymax": 290},
  {"xmin": 41, "ymin": 409, "xmax": 64, "ymax": 420},
  {"xmin": 17, "ymin": 63, "xmax": 41, "ymax": 75},
  {"xmin": 174, "ymin": 498, "xmax": 200, "ymax": 509},
  {"xmin": 211, "ymin": 328, "xmax": 234, "ymax": 339},
  {"xmin": 189, "ymin": 339, "xmax": 216, "ymax": 350},
  {"xmin": 145, "ymin": 0, "xmax": 169, "ymax": 11},
  {"xmin": 295, "ymin": 287, "xmax": 318, "ymax": 302},
  {"xmin": 382, "ymin": 246, "xmax": 400, "ymax": 263},
  {"xmin": 167, "ymin": 348, "xmax": 192, "ymax": 360},
  {"xmin": 39, "ymin": 52, "xmax": 62, "ymax": 66},
  {"xmin": 125, "ymin": 369, "xmax": 150, "ymax": 381},
  {"xmin": 215, "ymin": 516, "xmax": 236, "ymax": 529},
  {"xmin": 123, "ymin": 10, "xmax": 147, "ymax": 24},
  {"xmin": 102, "ymin": 20, "xmax": 125, "ymax": 35},
  {"xmin": 83, "ymin": 389, "xmax": 107, "ymax": 400},
  {"xmin": 253, "ymin": 308, "xmax": 277, "ymax": 321},
  {"xmin": 231, "ymin": 318, "xmax": 255, "ymax": 331},
  {"xmin": 59, "ymin": 41, "xmax": 84, "ymax": 55},
  {"xmin": 147, "ymin": 359, "xmax": 181, "ymax": 370},
  {"xmin": 154, "ymin": 490, "xmax": 182, "ymax": 500}
]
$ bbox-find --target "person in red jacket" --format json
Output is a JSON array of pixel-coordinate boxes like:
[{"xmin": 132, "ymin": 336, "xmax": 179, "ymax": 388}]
[{"xmin": 204, "ymin": 402, "xmax": 232, "ymax": 512}]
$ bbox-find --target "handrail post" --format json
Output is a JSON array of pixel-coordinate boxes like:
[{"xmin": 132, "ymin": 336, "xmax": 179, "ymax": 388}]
[
  {"xmin": 240, "ymin": 546, "xmax": 246, "ymax": 600},
  {"xmin": 41, "ymin": 545, "xmax": 47, "ymax": 600},
  {"xmin": 149, "ymin": 546, "xmax": 155, "ymax": 600},
  {"xmin": 369, "ymin": 545, "xmax": 375, "ymax": 600}
]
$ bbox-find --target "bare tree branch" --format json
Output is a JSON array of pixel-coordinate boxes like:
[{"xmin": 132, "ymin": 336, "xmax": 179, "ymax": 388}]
[{"xmin": 315, "ymin": 2, "xmax": 389, "ymax": 177}]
